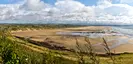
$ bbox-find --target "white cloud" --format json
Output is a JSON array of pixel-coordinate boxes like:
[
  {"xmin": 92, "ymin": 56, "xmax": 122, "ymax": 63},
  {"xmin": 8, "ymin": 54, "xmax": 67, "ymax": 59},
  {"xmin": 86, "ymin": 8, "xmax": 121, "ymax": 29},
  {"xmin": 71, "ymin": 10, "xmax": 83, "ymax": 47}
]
[
  {"xmin": 120, "ymin": 0, "xmax": 133, "ymax": 4},
  {"xmin": 0, "ymin": 0, "xmax": 133, "ymax": 25},
  {"xmin": 55, "ymin": 0, "xmax": 85, "ymax": 13},
  {"xmin": 22, "ymin": 0, "xmax": 50, "ymax": 10}
]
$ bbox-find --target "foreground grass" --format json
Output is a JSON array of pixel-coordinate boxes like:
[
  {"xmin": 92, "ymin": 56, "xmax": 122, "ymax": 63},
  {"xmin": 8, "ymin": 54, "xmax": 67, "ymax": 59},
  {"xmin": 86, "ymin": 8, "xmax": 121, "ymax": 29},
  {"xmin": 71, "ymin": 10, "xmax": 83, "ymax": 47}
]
[
  {"xmin": 0, "ymin": 35, "xmax": 77, "ymax": 64},
  {"xmin": 0, "ymin": 25, "xmax": 77, "ymax": 64}
]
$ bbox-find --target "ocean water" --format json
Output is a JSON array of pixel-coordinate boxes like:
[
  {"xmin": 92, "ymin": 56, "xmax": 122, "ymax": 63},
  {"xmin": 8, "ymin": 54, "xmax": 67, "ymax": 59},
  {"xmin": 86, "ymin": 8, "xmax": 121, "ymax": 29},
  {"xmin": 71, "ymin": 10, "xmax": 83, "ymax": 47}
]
[{"xmin": 112, "ymin": 25, "xmax": 133, "ymax": 36}]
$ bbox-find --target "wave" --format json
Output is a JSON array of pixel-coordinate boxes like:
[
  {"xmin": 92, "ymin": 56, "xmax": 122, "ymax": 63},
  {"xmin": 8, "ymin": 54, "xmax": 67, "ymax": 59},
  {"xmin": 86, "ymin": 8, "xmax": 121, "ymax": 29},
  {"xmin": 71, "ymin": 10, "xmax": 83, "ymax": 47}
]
[{"xmin": 112, "ymin": 26, "xmax": 133, "ymax": 36}]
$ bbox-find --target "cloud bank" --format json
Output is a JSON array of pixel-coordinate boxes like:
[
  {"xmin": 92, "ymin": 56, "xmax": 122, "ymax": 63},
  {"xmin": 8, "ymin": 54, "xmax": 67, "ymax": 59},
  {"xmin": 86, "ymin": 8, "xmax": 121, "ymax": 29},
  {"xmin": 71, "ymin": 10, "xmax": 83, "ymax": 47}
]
[{"xmin": 0, "ymin": 0, "xmax": 133, "ymax": 25}]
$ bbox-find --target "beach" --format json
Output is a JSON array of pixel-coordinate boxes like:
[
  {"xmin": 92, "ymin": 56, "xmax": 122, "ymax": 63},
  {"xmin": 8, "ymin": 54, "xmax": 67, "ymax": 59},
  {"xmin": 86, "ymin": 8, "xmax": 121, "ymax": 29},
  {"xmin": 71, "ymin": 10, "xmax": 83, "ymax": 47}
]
[{"xmin": 12, "ymin": 26, "xmax": 133, "ymax": 54}]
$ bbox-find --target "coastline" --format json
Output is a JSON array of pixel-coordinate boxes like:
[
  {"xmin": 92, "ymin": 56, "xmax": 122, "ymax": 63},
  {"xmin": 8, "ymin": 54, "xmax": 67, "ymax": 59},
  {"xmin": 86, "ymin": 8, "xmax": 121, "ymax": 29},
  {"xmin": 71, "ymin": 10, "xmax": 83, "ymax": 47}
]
[{"xmin": 11, "ymin": 26, "xmax": 133, "ymax": 54}]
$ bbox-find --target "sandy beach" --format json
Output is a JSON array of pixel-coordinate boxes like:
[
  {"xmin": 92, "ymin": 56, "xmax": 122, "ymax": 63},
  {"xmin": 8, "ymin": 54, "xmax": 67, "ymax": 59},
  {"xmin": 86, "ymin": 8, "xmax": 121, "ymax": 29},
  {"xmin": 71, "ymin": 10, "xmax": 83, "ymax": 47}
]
[{"xmin": 12, "ymin": 26, "xmax": 133, "ymax": 54}]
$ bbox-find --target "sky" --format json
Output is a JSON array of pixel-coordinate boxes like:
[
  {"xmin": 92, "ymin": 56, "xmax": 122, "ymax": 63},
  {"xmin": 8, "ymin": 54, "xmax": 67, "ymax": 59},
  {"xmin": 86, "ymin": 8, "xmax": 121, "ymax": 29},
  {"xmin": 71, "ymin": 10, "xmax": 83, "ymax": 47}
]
[
  {"xmin": 0, "ymin": 0, "xmax": 123, "ymax": 5},
  {"xmin": 0, "ymin": 0, "xmax": 98, "ymax": 5},
  {"xmin": 0, "ymin": 0, "xmax": 133, "ymax": 25},
  {"xmin": 43, "ymin": 0, "xmax": 99, "ymax": 6}
]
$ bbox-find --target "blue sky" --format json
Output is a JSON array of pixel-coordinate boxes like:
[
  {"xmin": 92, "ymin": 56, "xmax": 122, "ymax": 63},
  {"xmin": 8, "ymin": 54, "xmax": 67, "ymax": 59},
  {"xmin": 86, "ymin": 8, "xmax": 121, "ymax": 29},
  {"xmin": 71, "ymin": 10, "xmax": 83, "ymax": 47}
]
[
  {"xmin": 0, "ymin": 0, "xmax": 120, "ymax": 5},
  {"xmin": 0, "ymin": 0, "xmax": 22, "ymax": 4},
  {"xmin": 44, "ymin": 0, "xmax": 99, "ymax": 6}
]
